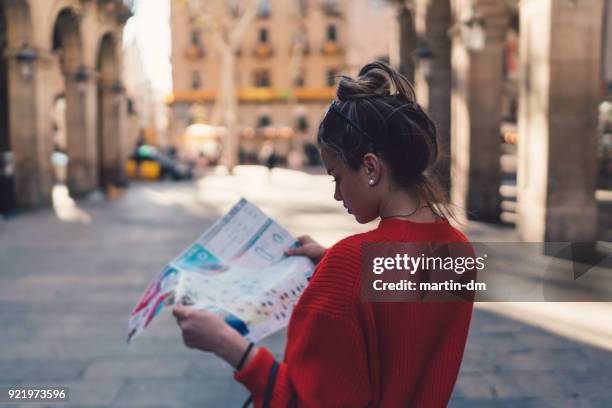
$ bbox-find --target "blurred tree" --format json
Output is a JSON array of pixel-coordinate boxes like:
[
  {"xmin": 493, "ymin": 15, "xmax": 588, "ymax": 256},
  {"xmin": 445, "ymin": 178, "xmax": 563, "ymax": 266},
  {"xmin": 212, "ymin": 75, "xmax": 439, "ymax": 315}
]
[
  {"xmin": 180, "ymin": 0, "xmax": 259, "ymax": 172},
  {"xmin": 286, "ymin": 0, "xmax": 309, "ymax": 166}
]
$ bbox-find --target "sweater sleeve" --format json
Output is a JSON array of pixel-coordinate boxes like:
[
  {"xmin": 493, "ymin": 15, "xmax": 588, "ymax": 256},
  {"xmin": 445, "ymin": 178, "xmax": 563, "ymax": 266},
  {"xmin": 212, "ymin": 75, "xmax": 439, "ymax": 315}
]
[
  {"xmin": 234, "ymin": 309, "xmax": 371, "ymax": 407},
  {"xmin": 235, "ymin": 238, "xmax": 371, "ymax": 407}
]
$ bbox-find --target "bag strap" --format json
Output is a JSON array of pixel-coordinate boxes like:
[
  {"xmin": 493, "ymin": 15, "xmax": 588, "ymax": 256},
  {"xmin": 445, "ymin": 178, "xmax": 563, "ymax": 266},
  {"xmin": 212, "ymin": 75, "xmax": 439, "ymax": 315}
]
[
  {"xmin": 242, "ymin": 395, "xmax": 253, "ymax": 408},
  {"xmin": 263, "ymin": 361, "xmax": 280, "ymax": 408},
  {"xmin": 241, "ymin": 360, "xmax": 280, "ymax": 408}
]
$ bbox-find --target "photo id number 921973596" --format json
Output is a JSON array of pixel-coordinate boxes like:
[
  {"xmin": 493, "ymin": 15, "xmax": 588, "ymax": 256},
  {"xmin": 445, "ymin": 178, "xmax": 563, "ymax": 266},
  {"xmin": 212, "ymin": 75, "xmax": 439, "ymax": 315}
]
[{"xmin": 0, "ymin": 387, "xmax": 69, "ymax": 402}]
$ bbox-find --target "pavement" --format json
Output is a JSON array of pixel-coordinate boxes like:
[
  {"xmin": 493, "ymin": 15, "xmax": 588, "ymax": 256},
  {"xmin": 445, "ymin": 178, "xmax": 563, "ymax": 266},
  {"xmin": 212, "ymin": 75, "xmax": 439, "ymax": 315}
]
[{"xmin": 0, "ymin": 166, "xmax": 611, "ymax": 407}]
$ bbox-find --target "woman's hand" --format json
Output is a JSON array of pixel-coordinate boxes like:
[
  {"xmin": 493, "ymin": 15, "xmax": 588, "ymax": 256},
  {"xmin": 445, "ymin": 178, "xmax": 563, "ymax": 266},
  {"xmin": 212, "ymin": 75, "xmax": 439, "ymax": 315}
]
[
  {"xmin": 284, "ymin": 235, "xmax": 327, "ymax": 264},
  {"xmin": 173, "ymin": 304, "xmax": 254, "ymax": 369}
]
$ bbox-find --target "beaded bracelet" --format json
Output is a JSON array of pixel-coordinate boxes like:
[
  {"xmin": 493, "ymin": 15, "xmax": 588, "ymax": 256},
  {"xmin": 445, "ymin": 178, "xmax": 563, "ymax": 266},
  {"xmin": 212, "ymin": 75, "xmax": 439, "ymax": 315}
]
[{"xmin": 236, "ymin": 342, "xmax": 255, "ymax": 372}]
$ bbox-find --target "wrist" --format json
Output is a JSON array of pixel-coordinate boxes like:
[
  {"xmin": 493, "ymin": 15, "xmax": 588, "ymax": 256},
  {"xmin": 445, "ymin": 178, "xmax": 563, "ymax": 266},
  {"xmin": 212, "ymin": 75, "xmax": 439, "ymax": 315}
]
[{"xmin": 215, "ymin": 327, "xmax": 250, "ymax": 368}]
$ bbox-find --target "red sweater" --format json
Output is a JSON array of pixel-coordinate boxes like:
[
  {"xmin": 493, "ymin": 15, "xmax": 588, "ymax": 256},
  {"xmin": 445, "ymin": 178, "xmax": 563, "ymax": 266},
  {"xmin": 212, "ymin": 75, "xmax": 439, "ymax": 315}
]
[{"xmin": 235, "ymin": 218, "xmax": 473, "ymax": 407}]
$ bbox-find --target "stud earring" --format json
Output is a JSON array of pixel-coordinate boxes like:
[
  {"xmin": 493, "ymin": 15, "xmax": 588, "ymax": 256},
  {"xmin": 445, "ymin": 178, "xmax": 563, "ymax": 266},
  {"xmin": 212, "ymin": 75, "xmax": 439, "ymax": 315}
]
[{"xmin": 368, "ymin": 179, "xmax": 375, "ymax": 186}]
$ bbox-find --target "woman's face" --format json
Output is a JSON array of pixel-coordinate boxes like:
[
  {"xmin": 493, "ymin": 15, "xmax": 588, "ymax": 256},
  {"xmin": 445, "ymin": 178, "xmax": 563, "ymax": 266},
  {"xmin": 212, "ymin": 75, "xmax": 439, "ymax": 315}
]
[{"xmin": 320, "ymin": 147, "xmax": 380, "ymax": 224}]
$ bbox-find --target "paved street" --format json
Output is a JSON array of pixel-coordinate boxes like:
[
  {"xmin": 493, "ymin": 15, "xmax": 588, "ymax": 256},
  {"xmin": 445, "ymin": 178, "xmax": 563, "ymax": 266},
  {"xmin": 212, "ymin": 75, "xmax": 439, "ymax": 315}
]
[{"xmin": 1, "ymin": 167, "xmax": 611, "ymax": 407}]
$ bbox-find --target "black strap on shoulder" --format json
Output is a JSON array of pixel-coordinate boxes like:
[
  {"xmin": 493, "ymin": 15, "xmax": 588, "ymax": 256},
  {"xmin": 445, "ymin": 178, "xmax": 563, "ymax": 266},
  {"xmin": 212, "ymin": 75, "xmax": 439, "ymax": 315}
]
[
  {"xmin": 241, "ymin": 395, "xmax": 253, "ymax": 408},
  {"xmin": 263, "ymin": 361, "xmax": 280, "ymax": 408}
]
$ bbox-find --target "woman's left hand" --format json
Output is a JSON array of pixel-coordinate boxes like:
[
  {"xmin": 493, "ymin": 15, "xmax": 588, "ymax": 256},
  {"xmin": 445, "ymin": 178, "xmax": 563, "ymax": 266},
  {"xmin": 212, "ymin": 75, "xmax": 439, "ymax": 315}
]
[{"xmin": 173, "ymin": 304, "xmax": 251, "ymax": 368}]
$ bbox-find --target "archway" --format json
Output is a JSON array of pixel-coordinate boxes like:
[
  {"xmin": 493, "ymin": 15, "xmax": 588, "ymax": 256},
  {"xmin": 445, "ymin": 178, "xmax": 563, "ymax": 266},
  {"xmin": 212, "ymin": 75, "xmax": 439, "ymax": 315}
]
[
  {"xmin": 51, "ymin": 8, "xmax": 92, "ymax": 196},
  {"xmin": 96, "ymin": 32, "xmax": 122, "ymax": 190},
  {"xmin": 1, "ymin": 0, "xmax": 38, "ymax": 210}
]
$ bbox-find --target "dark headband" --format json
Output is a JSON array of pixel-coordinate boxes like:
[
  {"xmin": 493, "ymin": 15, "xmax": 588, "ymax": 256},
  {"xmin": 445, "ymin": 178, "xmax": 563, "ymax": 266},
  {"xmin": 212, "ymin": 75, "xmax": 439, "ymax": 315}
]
[
  {"xmin": 327, "ymin": 100, "xmax": 413, "ymax": 142},
  {"xmin": 327, "ymin": 101, "xmax": 374, "ymax": 141}
]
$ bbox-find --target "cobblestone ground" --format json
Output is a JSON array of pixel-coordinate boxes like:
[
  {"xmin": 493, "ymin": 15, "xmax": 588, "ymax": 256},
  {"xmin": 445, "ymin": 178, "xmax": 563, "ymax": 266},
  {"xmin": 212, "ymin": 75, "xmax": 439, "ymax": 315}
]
[{"xmin": 0, "ymin": 166, "xmax": 611, "ymax": 407}]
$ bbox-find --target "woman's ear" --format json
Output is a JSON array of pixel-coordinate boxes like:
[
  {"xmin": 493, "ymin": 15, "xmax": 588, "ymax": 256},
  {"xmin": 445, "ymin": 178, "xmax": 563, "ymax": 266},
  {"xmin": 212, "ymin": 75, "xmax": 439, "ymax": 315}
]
[{"xmin": 362, "ymin": 153, "xmax": 381, "ymax": 185}]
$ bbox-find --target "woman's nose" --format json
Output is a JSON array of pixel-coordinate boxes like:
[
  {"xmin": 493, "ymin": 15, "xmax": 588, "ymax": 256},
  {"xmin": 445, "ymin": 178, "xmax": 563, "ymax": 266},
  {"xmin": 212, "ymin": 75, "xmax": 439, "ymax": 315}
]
[{"xmin": 334, "ymin": 184, "xmax": 342, "ymax": 201}]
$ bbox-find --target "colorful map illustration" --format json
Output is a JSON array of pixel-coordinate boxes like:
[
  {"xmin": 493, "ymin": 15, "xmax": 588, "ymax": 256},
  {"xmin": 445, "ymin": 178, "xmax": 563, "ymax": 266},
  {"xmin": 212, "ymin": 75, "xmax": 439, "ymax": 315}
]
[{"xmin": 128, "ymin": 199, "xmax": 315, "ymax": 343}]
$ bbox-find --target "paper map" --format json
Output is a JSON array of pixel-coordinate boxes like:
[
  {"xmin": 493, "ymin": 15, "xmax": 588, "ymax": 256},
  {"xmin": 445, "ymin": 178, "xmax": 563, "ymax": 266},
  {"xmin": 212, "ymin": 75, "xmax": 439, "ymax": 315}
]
[{"xmin": 127, "ymin": 198, "xmax": 315, "ymax": 343}]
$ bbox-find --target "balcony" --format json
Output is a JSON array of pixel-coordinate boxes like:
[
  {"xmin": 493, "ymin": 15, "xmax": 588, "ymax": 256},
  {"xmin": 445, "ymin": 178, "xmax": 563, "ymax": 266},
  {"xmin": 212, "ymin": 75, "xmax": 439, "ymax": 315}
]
[
  {"xmin": 185, "ymin": 44, "xmax": 205, "ymax": 60},
  {"xmin": 253, "ymin": 43, "xmax": 274, "ymax": 58},
  {"xmin": 321, "ymin": 41, "xmax": 342, "ymax": 56}
]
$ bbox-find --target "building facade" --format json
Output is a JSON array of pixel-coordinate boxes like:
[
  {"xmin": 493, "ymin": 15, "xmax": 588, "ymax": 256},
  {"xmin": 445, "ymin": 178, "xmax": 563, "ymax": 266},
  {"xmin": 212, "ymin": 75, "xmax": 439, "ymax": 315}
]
[
  {"xmin": 0, "ymin": 0, "xmax": 131, "ymax": 210},
  {"xmin": 167, "ymin": 0, "xmax": 396, "ymax": 165}
]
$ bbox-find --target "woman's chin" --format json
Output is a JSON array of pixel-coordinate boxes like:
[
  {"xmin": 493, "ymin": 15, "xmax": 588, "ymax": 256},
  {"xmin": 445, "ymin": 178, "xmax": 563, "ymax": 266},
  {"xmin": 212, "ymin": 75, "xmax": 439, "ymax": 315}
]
[{"xmin": 353, "ymin": 213, "xmax": 376, "ymax": 224}]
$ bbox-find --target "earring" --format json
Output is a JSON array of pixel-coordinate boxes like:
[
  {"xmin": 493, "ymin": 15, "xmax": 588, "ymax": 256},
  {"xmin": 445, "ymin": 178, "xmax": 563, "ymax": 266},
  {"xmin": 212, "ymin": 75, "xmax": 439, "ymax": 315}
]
[{"xmin": 368, "ymin": 179, "xmax": 375, "ymax": 186}]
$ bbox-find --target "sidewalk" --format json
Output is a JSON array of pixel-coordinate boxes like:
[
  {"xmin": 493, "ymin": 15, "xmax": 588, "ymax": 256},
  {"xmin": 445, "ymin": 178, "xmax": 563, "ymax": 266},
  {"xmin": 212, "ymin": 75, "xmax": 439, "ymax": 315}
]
[{"xmin": 0, "ymin": 167, "xmax": 610, "ymax": 407}]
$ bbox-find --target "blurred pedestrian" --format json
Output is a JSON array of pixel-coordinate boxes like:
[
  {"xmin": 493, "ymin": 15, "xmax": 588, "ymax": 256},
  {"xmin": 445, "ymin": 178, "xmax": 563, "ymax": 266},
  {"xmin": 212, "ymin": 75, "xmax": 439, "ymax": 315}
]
[
  {"xmin": 0, "ymin": 151, "xmax": 16, "ymax": 217},
  {"xmin": 51, "ymin": 143, "xmax": 69, "ymax": 185},
  {"xmin": 173, "ymin": 61, "xmax": 473, "ymax": 407}
]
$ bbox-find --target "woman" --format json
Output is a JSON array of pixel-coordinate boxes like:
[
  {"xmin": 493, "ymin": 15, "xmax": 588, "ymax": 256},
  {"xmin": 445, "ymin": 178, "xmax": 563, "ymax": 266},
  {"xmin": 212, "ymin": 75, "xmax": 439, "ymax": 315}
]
[{"xmin": 173, "ymin": 61, "xmax": 473, "ymax": 407}]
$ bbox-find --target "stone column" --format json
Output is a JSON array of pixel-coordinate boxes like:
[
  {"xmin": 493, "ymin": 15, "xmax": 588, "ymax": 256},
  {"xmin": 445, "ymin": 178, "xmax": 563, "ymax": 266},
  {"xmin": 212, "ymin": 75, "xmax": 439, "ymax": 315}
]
[
  {"xmin": 65, "ymin": 68, "xmax": 98, "ymax": 196},
  {"xmin": 517, "ymin": 0, "xmax": 603, "ymax": 242},
  {"xmin": 5, "ymin": 48, "xmax": 54, "ymax": 208},
  {"xmin": 450, "ymin": 0, "xmax": 506, "ymax": 222},
  {"xmin": 414, "ymin": 0, "xmax": 452, "ymax": 191},
  {"xmin": 98, "ymin": 80, "xmax": 128, "ymax": 187},
  {"xmin": 397, "ymin": 3, "xmax": 417, "ymax": 82}
]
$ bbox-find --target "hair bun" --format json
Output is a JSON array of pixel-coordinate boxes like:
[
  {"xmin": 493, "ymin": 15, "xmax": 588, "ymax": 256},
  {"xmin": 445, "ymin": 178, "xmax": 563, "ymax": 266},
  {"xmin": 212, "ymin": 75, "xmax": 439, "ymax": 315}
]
[{"xmin": 336, "ymin": 61, "xmax": 416, "ymax": 103}]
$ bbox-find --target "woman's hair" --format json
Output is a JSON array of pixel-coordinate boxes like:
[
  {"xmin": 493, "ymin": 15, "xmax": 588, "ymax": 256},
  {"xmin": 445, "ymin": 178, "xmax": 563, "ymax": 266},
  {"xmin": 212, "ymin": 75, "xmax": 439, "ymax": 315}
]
[{"xmin": 317, "ymin": 60, "xmax": 453, "ymax": 219}]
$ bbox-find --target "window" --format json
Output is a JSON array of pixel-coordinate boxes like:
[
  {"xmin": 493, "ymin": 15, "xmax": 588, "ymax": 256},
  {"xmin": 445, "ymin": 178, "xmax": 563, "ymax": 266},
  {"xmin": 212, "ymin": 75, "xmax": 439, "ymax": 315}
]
[
  {"xmin": 326, "ymin": 69, "xmax": 337, "ymax": 87},
  {"xmin": 258, "ymin": 0, "xmax": 271, "ymax": 17},
  {"xmin": 229, "ymin": 0, "xmax": 241, "ymax": 17},
  {"xmin": 258, "ymin": 115, "xmax": 272, "ymax": 127},
  {"xmin": 298, "ymin": 0, "xmax": 308, "ymax": 16},
  {"xmin": 188, "ymin": 29, "xmax": 205, "ymax": 59},
  {"xmin": 322, "ymin": 0, "xmax": 341, "ymax": 16},
  {"xmin": 297, "ymin": 25, "xmax": 309, "ymax": 53},
  {"xmin": 294, "ymin": 69, "xmax": 305, "ymax": 87},
  {"xmin": 326, "ymin": 25, "xmax": 337, "ymax": 42},
  {"xmin": 127, "ymin": 98, "xmax": 135, "ymax": 115},
  {"xmin": 297, "ymin": 115, "xmax": 309, "ymax": 132},
  {"xmin": 254, "ymin": 69, "xmax": 271, "ymax": 87},
  {"xmin": 259, "ymin": 27, "xmax": 269, "ymax": 44},
  {"xmin": 191, "ymin": 71, "xmax": 202, "ymax": 90},
  {"xmin": 190, "ymin": 30, "xmax": 201, "ymax": 46}
]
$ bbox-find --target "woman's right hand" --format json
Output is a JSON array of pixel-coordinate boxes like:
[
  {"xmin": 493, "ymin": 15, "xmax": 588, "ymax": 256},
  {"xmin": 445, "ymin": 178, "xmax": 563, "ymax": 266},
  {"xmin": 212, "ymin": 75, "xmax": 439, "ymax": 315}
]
[{"xmin": 284, "ymin": 235, "xmax": 327, "ymax": 264}]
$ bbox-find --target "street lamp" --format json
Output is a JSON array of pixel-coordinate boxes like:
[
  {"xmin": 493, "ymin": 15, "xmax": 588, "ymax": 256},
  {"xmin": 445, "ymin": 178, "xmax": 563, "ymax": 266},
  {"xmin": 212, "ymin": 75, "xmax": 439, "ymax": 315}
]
[
  {"xmin": 74, "ymin": 65, "xmax": 89, "ymax": 94},
  {"xmin": 16, "ymin": 44, "xmax": 37, "ymax": 82}
]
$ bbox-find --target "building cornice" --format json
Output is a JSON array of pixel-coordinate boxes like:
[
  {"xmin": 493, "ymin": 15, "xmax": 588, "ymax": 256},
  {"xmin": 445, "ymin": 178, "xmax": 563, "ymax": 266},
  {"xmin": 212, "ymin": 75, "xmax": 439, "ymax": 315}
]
[{"xmin": 166, "ymin": 87, "xmax": 337, "ymax": 104}]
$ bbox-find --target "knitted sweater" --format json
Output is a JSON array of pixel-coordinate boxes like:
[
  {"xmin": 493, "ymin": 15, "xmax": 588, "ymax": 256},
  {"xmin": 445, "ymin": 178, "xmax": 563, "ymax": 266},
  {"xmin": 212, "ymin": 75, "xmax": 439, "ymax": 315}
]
[{"xmin": 235, "ymin": 218, "xmax": 474, "ymax": 407}]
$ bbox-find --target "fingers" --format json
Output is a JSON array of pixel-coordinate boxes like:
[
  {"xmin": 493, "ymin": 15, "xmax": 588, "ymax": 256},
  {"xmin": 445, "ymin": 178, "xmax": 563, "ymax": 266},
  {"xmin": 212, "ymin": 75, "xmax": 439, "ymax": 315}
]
[
  {"xmin": 285, "ymin": 245, "xmax": 311, "ymax": 256},
  {"xmin": 297, "ymin": 235, "xmax": 313, "ymax": 244},
  {"xmin": 173, "ymin": 306, "xmax": 195, "ymax": 348},
  {"xmin": 172, "ymin": 304, "xmax": 189, "ymax": 321},
  {"xmin": 285, "ymin": 235, "xmax": 314, "ymax": 256}
]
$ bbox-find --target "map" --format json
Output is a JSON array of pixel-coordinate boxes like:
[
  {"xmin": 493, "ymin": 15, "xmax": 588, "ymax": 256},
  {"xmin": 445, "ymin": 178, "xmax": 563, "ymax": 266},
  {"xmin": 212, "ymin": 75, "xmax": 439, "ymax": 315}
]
[{"xmin": 127, "ymin": 198, "xmax": 315, "ymax": 343}]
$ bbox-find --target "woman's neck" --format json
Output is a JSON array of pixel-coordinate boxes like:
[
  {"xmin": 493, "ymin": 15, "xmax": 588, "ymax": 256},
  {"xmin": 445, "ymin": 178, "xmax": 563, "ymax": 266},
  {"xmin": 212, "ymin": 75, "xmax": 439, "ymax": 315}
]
[{"xmin": 378, "ymin": 188, "xmax": 439, "ymax": 223}]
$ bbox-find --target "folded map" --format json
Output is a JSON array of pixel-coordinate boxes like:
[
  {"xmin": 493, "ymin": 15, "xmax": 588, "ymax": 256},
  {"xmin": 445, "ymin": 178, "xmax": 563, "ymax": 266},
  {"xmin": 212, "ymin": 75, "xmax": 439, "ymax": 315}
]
[{"xmin": 127, "ymin": 198, "xmax": 315, "ymax": 343}]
